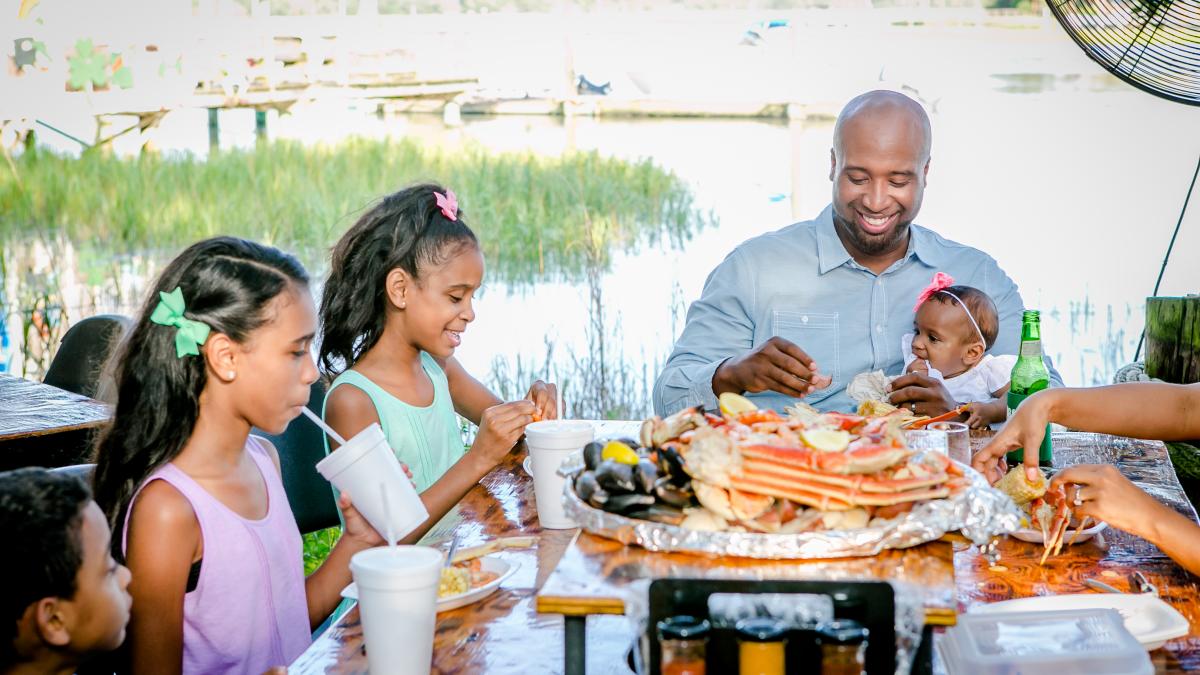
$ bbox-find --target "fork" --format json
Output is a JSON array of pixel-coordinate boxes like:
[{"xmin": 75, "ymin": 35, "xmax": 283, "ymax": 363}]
[{"xmin": 1130, "ymin": 571, "xmax": 1159, "ymax": 596}]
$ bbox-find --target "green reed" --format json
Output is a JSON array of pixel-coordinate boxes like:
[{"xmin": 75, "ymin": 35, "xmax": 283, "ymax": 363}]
[{"xmin": 0, "ymin": 137, "xmax": 710, "ymax": 284}]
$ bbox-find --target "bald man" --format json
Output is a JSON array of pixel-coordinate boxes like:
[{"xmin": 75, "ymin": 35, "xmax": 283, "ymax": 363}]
[{"xmin": 653, "ymin": 90, "xmax": 1060, "ymax": 417}]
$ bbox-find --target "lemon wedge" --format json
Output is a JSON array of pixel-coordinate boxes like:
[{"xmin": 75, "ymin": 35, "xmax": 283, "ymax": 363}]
[
  {"xmin": 718, "ymin": 392, "xmax": 758, "ymax": 417},
  {"xmin": 800, "ymin": 429, "xmax": 851, "ymax": 453},
  {"xmin": 601, "ymin": 441, "xmax": 639, "ymax": 465}
]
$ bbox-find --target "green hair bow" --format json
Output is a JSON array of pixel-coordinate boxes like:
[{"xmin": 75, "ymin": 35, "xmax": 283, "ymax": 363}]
[{"xmin": 150, "ymin": 286, "xmax": 211, "ymax": 358}]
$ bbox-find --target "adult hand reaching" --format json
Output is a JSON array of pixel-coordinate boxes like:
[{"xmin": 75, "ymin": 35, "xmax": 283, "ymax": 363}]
[
  {"xmin": 887, "ymin": 372, "xmax": 958, "ymax": 418},
  {"xmin": 971, "ymin": 390, "xmax": 1051, "ymax": 484},
  {"xmin": 712, "ymin": 336, "xmax": 832, "ymax": 399}
]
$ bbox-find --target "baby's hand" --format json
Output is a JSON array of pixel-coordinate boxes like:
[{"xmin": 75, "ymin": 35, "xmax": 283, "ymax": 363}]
[
  {"xmin": 966, "ymin": 407, "xmax": 990, "ymax": 429},
  {"xmin": 906, "ymin": 359, "xmax": 929, "ymax": 375}
]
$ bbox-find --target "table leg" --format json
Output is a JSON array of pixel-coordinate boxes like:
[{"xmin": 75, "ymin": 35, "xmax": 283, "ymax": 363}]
[
  {"xmin": 913, "ymin": 624, "xmax": 935, "ymax": 675},
  {"xmin": 565, "ymin": 614, "xmax": 586, "ymax": 675}
]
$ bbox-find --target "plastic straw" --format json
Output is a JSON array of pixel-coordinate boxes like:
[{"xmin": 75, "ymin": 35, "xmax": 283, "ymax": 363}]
[
  {"xmin": 380, "ymin": 482, "xmax": 396, "ymax": 548},
  {"xmin": 300, "ymin": 407, "xmax": 347, "ymax": 446}
]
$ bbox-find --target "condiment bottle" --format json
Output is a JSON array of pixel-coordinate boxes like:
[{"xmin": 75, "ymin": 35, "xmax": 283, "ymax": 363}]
[
  {"xmin": 817, "ymin": 620, "xmax": 869, "ymax": 675},
  {"xmin": 657, "ymin": 615, "xmax": 709, "ymax": 675},
  {"xmin": 736, "ymin": 617, "xmax": 788, "ymax": 675}
]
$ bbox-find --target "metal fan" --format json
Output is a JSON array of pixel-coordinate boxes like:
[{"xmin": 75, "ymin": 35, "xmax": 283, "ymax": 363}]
[
  {"xmin": 1046, "ymin": 0, "xmax": 1200, "ymax": 105},
  {"xmin": 1043, "ymin": 0, "xmax": 1200, "ymax": 357}
]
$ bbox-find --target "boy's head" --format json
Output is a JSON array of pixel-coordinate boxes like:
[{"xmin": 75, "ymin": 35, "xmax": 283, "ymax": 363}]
[
  {"xmin": 1, "ymin": 468, "xmax": 131, "ymax": 670},
  {"xmin": 911, "ymin": 285, "xmax": 1000, "ymax": 376}
]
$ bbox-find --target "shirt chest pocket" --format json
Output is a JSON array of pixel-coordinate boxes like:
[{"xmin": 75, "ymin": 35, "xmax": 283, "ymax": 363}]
[{"xmin": 768, "ymin": 310, "xmax": 841, "ymax": 404}]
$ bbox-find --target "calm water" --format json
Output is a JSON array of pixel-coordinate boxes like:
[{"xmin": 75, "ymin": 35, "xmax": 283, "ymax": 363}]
[{"xmin": 8, "ymin": 47, "xmax": 1200, "ymax": 411}]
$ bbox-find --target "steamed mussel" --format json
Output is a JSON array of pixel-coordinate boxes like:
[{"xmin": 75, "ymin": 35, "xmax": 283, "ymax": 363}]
[
  {"xmin": 594, "ymin": 460, "xmax": 636, "ymax": 493},
  {"xmin": 572, "ymin": 436, "xmax": 695, "ymax": 521},
  {"xmin": 582, "ymin": 441, "xmax": 605, "ymax": 471},
  {"xmin": 575, "ymin": 471, "xmax": 609, "ymax": 508}
]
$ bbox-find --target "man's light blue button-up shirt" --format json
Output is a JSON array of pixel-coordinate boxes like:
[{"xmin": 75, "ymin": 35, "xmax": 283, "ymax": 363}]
[{"xmin": 653, "ymin": 205, "xmax": 1061, "ymax": 416}]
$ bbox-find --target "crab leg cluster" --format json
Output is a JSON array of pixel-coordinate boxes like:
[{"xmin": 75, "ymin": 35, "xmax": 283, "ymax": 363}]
[{"xmin": 639, "ymin": 403, "xmax": 967, "ymax": 519}]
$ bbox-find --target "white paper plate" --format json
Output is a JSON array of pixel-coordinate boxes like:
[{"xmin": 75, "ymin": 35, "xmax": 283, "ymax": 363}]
[
  {"xmin": 1010, "ymin": 520, "xmax": 1108, "ymax": 544},
  {"xmin": 522, "ymin": 455, "xmax": 533, "ymax": 477},
  {"xmin": 971, "ymin": 593, "xmax": 1189, "ymax": 650},
  {"xmin": 341, "ymin": 556, "xmax": 517, "ymax": 613}
]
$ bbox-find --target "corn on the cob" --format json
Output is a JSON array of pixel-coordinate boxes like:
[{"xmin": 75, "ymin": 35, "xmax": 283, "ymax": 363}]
[{"xmin": 994, "ymin": 466, "xmax": 1048, "ymax": 506}]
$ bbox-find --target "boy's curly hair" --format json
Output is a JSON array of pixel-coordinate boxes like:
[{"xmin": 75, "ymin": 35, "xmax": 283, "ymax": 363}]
[{"xmin": 0, "ymin": 468, "xmax": 92, "ymax": 664}]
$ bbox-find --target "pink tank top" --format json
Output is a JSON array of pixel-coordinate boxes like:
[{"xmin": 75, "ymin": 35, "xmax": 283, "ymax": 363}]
[{"xmin": 123, "ymin": 436, "xmax": 311, "ymax": 674}]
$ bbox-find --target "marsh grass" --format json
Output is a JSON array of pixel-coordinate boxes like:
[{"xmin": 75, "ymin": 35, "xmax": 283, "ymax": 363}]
[{"xmin": 1, "ymin": 137, "xmax": 710, "ymax": 284}]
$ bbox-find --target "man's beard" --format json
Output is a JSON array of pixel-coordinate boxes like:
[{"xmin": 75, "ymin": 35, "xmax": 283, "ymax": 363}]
[{"xmin": 833, "ymin": 210, "xmax": 911, "ymax": 257}]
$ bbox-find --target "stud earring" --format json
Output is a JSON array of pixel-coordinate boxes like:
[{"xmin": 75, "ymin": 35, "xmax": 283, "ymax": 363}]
[{"xmin": 227, "ymin": 371, "xmax": 236, "ymax": 380}]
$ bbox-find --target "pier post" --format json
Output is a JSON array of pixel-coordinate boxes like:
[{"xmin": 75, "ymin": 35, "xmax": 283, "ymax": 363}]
[
  {"xmin": 1145, "ymin": 295, "xmax": 1200, "ymax": 384},
  {"xmin": 207, "ymin": 108, "xmax": 219, "ymax": 150}
]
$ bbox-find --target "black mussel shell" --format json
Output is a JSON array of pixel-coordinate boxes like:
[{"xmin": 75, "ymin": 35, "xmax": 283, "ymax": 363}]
[
  {"xmin": 595, "ymin": 459, "xmax": 636, "ymax": 493},
  {"xmin": 587, "ymin": 487, "xmax": 611, "ymax": 509},
  {"xmin": 654, "ymin": 477, "xmax": 696, "ymax": 508},
  {"xmin": 626, "ymin": 503, "xmax": 686, "ymax": 525},
  {"xmin": 576, "ymin": 471, "xmax": 603, "ymax": 502},
  {"xmin": 656, "ymin": 445, "xmax": 691, "ymax": 487},
  {"xmin": 633, "ymin": 459, "xmax": 659, "ymax": 494},
  {"xmin": 582, "ymin": 441, "xmax": 605, "ymax": 471},
  {"xmin": 603, "ymin": 493, "xmax": 656, "ymax": 514},
  {"xmin": 614, "ymin": 436, "xmax": 641, "ymax": 451}
]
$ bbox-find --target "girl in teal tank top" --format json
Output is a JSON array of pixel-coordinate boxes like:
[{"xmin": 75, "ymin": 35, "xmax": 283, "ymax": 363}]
[
  {"xmin": 317, "ymin": 184, "xmax": 559, "ymax": 544},
  {"xmin": 323, "ymin": 353, "xmax": 460, "ymax": 492}
]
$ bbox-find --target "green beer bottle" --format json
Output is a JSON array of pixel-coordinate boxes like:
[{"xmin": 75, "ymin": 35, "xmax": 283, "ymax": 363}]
[{"xmin": 1005, "ymin": 310, "xmax": 1053, "ymax": 466}]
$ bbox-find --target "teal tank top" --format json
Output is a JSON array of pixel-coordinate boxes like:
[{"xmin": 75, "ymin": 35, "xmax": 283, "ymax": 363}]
[{"xmin": 322, "ymin": 352, "xmax": 465, "ymax": 492}]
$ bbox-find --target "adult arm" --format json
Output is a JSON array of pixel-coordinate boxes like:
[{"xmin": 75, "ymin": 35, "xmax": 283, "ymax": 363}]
[
  {"xmin": 1051, "ymin": 464, "xmax": 1200, "ymax": 576},
  {"xmin": 972, "ymin": 383, "xmax": 1200, "ymax": 482},
  {"xmin": 653, "ymin": 250, "xmax": 828, "ymax": 415},
  {"xmin": 124, "ymin": 482, "xmax": 199, "ymax": 675}
]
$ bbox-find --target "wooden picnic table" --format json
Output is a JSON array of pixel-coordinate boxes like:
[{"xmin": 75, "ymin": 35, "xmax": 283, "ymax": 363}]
[
  {"xmin": 289, "ymin": 425, "xmax": 1200, "ymax": 674},
  {"xmin": 0, "ymin": 374, "xmax": 111, "ymax": 470}
]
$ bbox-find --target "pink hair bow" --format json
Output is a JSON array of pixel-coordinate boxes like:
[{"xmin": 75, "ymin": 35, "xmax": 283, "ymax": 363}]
[
  {"xmin": 434, "ymin": 189, "xmax": 458, "ymax": 221},
  {"xmin": 913, "ymin": 272, "xmax": 955, "ymax": 311}
]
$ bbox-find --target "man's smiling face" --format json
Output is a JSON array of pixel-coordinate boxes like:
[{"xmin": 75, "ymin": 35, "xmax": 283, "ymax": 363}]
[{"xmin": 830, "ymin": 93, "xmax": 931, "ymax": 259}]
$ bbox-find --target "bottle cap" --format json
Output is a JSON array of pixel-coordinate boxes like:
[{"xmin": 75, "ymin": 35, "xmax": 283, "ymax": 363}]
[
  {"xmin": 735, "ymin": 617, "xmax": 789, "ymax": 642},
  {"xmin": 657, "ymin": 615, "xmax": 710, "ymax": 641},
  {"xmin": 816, "ymin": 619, "xmax": 869, "ymax": 645}
]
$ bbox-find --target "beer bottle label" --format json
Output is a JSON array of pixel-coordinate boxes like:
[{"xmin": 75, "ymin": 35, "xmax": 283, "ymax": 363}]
[{"xmin": 1019, "ymin": 340, "xmax": 1042, "ymax": 358}]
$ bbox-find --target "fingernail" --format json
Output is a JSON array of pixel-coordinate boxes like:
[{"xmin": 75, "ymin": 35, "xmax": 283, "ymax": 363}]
[{"xmin": 1026, "ymin": 467, "xmax": 1040, "ymax": 481}]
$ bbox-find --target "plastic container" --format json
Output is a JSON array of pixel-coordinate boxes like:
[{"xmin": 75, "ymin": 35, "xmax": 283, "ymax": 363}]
[
  {"xmin": 657, "ymin": 615, "xmax": 710, "ymax": 675},
  {"xmin": 939, "ymin": 608, "xmax": 1153, "ymax": 675}
]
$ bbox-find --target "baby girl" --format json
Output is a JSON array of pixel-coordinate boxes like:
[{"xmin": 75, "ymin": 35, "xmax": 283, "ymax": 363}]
[{"xmin": 904, "ymin": 273, "xmax": 1016, "ymax": 428}]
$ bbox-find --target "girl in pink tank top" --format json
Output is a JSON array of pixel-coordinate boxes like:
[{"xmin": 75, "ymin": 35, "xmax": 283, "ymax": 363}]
[{"xmin": 92, "ymin": 238, "xmax": 384, "ymax": 675}]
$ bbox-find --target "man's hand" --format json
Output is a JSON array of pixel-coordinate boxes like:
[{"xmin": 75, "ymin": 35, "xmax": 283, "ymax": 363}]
[
  {"xmin": 712, "ymin": 336, "xmax": 832, "ymax": 399},
  {"xmin": 888, "ymin": 373, "xmax": 958, "ymax": 418}
]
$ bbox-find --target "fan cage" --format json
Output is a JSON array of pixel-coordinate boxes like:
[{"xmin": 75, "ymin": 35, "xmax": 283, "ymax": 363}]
[{"xmin": 1047, "ymin": 0, "xmax": 1200, "ymax": 105}]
